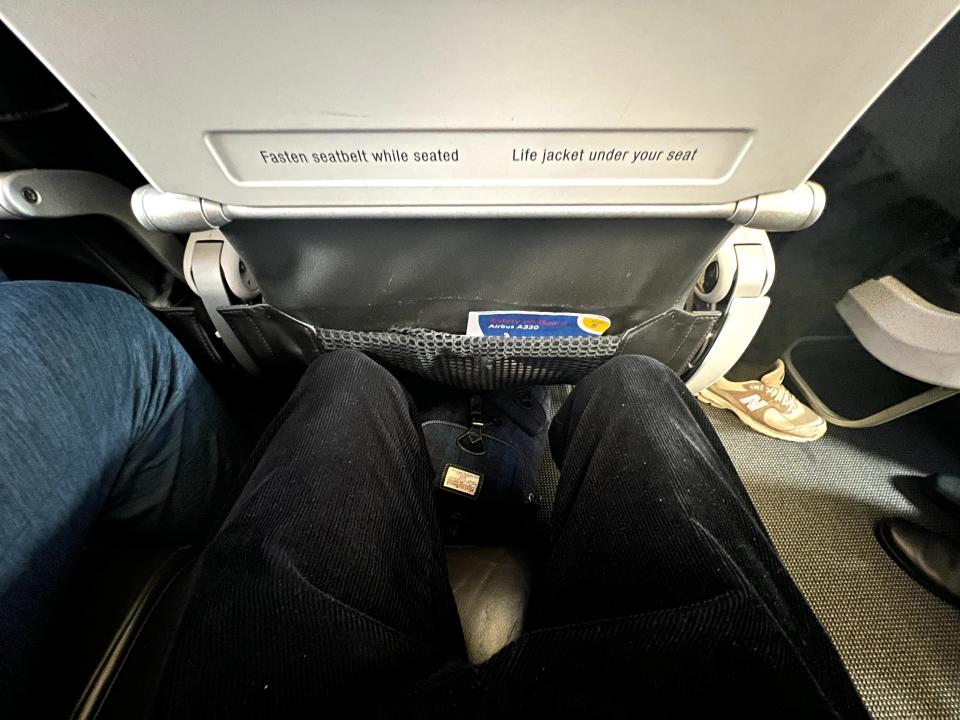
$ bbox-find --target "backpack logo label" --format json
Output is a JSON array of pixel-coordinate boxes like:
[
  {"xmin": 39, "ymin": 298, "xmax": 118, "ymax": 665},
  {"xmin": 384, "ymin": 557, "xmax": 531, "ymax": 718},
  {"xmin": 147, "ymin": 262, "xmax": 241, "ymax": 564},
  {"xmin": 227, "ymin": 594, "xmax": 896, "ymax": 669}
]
[{"xmin": 442, "ymin": 465, "xmax": 482, "ymax": 497}]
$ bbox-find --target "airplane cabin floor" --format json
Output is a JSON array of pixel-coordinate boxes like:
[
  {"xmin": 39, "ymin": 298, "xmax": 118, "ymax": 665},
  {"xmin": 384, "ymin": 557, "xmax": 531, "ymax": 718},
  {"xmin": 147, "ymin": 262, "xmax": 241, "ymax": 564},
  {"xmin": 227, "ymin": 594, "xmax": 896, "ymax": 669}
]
[{"xmin": 703, "ymin": 402, "xmax": 960, "ymax": 719}]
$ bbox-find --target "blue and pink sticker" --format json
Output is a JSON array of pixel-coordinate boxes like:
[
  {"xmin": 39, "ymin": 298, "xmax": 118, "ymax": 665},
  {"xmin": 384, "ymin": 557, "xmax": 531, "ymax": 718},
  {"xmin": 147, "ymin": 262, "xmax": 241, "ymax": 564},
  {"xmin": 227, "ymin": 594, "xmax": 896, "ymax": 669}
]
[{"xmin": 466, "ymin": 311, "xmax": 611, "ymax": 338}]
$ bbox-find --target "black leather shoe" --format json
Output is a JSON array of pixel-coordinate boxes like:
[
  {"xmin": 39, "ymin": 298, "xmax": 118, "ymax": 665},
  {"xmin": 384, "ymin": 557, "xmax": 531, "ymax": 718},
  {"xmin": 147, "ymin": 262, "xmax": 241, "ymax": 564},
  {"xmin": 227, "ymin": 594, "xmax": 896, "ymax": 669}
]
[
  {"xmin": 928, "ymin": 473, "xmax": 960, "ymax": 518},
  {"xmin": 875, "ymin": 518, "xmax": 960, "ymax": 608}
]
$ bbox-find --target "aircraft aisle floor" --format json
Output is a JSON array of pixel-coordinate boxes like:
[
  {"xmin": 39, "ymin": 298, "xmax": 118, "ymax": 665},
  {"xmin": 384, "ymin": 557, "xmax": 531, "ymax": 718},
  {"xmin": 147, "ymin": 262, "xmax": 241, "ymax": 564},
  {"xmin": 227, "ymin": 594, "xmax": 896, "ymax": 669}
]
[{"xmin": 702, "ymin": 403, "xmax": 960, "ymax": 719}]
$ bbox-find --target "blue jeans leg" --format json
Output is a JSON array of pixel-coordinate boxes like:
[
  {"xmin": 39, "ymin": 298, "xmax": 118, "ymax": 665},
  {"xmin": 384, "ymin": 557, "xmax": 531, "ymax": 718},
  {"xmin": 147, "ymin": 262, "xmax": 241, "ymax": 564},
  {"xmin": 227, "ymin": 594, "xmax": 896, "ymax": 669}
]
[{"xmin": 0, "ymin": 281, "xmax": 249, "ymax": 703}]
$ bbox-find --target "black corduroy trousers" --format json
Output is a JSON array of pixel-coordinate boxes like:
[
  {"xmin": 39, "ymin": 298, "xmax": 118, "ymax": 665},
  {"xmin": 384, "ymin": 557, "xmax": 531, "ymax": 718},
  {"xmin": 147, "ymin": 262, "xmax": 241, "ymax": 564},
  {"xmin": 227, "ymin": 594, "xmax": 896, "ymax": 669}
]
[{"xmin": 154, "ymin": 351, "xmax": 867, "ymax": 719}]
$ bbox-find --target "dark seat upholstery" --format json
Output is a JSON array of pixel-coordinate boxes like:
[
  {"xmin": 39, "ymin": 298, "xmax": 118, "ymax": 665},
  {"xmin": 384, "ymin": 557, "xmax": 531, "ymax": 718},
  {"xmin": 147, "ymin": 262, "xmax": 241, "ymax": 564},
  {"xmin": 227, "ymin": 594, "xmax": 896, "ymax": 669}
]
[
  {"xmin": 40, "ymin": 546, "xmax": 196, "ymax": 720},
  {"xmin": 446, "ymin": 546, "xmax": 531, "ymax": 664}
]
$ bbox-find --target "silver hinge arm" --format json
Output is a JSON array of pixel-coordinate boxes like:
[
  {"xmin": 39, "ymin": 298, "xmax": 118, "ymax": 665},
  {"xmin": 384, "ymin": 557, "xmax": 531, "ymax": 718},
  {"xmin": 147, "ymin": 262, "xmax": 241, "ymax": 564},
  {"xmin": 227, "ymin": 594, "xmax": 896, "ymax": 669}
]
[{"xmin": 186, "ymin": 234, "xmax": 261, "ymax": 376}]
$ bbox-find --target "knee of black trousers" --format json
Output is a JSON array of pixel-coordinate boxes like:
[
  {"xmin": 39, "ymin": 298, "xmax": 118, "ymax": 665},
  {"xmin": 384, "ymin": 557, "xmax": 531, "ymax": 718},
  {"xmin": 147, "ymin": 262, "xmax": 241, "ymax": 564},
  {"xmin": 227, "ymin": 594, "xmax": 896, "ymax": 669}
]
[
  {"xmin": 550, "ymin": 355, "xmax": 687, "ymax": 461},
  {"xmin": 294, "ymin": 349, "xmax": 403, "ymax": 401},
  {"xmin": 585, "ymin": 355, "xmax": 684, "ymax": 399}
]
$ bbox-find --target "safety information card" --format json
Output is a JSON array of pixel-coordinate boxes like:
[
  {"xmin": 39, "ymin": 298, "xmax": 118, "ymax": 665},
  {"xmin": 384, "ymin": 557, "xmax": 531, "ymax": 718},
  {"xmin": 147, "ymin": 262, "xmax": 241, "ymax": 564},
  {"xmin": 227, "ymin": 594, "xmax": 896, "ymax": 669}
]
[{"xmin": 466, "ymin": 311, "xmax": 611, "ymax": 338}]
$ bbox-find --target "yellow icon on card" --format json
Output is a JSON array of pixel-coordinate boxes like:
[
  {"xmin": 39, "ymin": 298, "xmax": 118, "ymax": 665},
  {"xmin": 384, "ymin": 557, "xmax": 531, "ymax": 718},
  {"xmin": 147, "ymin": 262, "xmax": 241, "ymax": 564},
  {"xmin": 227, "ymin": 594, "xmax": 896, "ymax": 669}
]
[{"xmin": 579, "ymin": 315, "xmax": 611, "ymax": 335}]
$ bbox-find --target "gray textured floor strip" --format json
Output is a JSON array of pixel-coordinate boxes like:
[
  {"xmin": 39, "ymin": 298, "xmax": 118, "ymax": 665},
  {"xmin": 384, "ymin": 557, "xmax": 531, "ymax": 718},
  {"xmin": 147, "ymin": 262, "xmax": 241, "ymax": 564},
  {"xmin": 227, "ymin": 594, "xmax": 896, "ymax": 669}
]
[{"xmin": 703, "ymin": 404, "xmax": 960, "ymax": 720}]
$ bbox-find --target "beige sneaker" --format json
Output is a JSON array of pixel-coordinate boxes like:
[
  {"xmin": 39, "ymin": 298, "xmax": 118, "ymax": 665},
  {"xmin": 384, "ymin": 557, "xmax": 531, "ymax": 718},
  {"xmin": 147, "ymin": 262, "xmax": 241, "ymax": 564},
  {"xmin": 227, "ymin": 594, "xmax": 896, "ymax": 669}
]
[{"xmin": 697, "ymin": 360, "xmax": 827, "ymax": 442}]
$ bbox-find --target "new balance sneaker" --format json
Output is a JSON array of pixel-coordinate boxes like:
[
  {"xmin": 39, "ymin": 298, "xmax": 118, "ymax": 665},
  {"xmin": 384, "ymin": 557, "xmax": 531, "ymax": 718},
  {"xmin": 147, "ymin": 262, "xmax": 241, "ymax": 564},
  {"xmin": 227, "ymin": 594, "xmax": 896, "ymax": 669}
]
[{"xmin": 697, "ymin": 360, "xmax": 827, "ymax": 442}]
